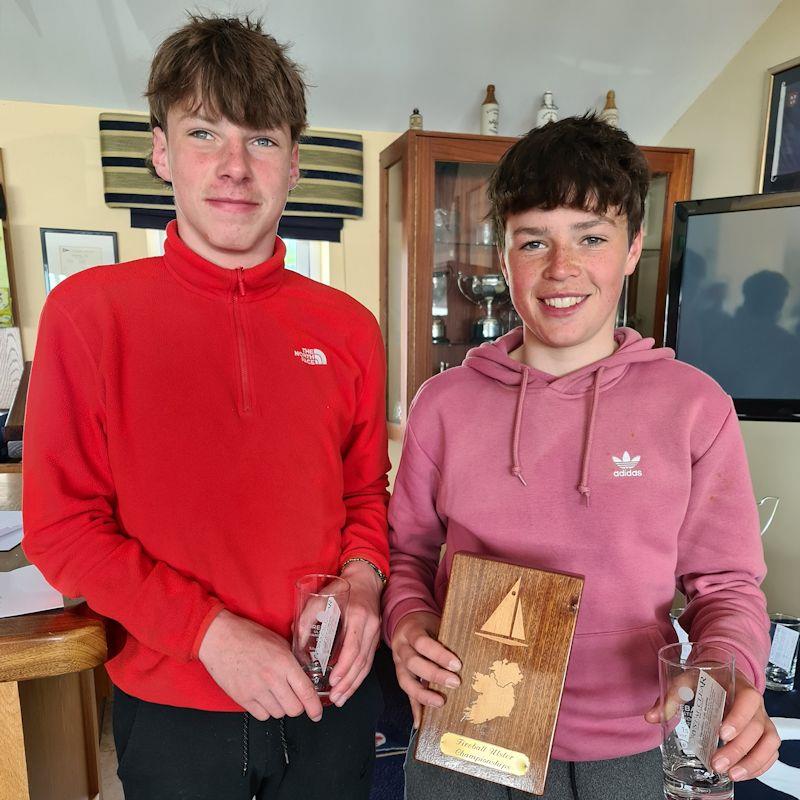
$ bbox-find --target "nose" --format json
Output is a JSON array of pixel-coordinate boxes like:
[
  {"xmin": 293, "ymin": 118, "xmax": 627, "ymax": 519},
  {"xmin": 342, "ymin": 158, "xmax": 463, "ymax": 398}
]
[
  {"xmin": 217, "ymin": 139, "xmax": 251, "ymax": 182},
  {"xmin": 543, "ymin": 243, "xmax": 579, "ymax": 280}
]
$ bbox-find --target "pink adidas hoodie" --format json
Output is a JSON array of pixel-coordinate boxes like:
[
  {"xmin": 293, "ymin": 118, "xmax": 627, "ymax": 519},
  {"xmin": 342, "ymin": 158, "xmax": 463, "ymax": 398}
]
[{"xmin": 383, "ymin": 327, "xmax": 769, "ymax": 762}]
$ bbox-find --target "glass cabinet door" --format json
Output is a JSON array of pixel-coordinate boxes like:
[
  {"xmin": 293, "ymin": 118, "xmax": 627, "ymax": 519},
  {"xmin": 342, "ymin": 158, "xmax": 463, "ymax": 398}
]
[
  {"xmin": 617, "ymin": 173, "xmax": 668, "ymax": 338},
  {"xmin": 429, "ymin": 161, "xmax": 520, "ymax": 378}
]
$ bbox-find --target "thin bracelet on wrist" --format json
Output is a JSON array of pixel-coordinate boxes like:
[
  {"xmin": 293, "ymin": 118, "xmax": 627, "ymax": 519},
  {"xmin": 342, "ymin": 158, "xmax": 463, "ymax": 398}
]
[{"xmin": 340, "ymin": 557, "xmax": 387, "ymax": 587}]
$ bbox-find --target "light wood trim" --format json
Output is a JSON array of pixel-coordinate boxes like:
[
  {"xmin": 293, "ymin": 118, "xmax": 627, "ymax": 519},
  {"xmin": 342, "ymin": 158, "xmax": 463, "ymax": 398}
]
[
  {"xmin": 4, "ymin": 360, "xmax": 30, "ymax": 442},
  {"xmin": 640, "ymin": 146, "xmax": 694, "ymax": 345},
  {"xmin": 0, "ymin": 149, "xmax": 21, "ymax": 328},
  {"xmin": 19, "ymin": 672, "xmax": 102, "ymax": 800},
  {"xmin": 0, "ymin": 606, "xmax": 107, "ymax": 683},
  {"xmin": 0, "ymin": 681, "xmax": 30, "ymax": 800}
]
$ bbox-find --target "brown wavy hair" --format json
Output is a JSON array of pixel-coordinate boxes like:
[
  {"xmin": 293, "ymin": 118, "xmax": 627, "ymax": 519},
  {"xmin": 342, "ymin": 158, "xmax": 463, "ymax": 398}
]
[
  {"xmin": 145, "ymin": 14, "xmax": 307, "ymax": 175},
  {"xmin": 488, "ymin": 114, "xmax": 650, "ymax": 246}
]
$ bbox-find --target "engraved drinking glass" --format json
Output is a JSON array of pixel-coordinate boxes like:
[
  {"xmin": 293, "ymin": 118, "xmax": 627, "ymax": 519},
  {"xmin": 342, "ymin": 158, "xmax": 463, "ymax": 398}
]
[
  {"xmin": 658, "ymin": 642, "xmax": 735, "ymax": 800},
  {"xmin": 766, "ymin": 613, "xmax": 800, "ymax": 692},
  {"xmin": 292, "ymin": 574, "xmax": 350, "ymax": 706}
]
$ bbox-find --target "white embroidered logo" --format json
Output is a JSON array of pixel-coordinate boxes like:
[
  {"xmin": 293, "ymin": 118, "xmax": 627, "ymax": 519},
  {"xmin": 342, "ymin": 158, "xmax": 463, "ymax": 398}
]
[
  {"xmin": 612, "ymin": 451, "xmax": 642, "ymax": 478},
  {"xmin": 294, "ymin": 347, "xmax": 328, "ymax": 366}
]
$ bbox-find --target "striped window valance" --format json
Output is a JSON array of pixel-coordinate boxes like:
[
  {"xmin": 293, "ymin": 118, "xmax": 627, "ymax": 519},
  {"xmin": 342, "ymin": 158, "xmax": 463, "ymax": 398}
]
[{"xmin": 98, "ymin": 113, "xmax": 363, "ymax": 220}]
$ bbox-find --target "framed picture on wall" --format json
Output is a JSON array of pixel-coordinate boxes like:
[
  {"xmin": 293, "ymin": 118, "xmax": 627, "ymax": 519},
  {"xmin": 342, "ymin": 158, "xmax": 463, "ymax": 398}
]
[
  {"xmin": 760, "ymin": 56, "xmax": 800, "ymax": 194},
  {"xmin": 40, "ymin": 228, "xmax": 118, "ymax": 293}
]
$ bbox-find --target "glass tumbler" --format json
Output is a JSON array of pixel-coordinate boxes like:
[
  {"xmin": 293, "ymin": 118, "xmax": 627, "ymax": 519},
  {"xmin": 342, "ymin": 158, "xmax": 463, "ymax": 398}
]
[
  {"xmin": 291, "ymin": 574, "xmax": 350, "ymax": 706},
  {"xmin": 658, "ymin": 642, "xmax": 735, "ymax": 800}
]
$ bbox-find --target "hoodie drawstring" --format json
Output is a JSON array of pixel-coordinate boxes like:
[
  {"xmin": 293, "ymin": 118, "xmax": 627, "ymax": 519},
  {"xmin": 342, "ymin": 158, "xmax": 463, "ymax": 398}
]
[
  {"xmin": 577, "ymin": 367, "xmax": 604, "ymax": 506},
  {"xmin": 511, "ymin": 367, "xmax": 529, "ymax": 486},
  {"xmin": 241, "ymin": 712, "xmax": 249, "ymax": 775}
]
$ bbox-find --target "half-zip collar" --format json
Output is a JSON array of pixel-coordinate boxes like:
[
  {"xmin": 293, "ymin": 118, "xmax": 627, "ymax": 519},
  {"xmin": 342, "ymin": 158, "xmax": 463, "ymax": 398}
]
[
  {"xmin": 465, "ymin": 327, "xmax": 674, "ymax": 501},
  {"xmin": 162, "ymin": 220, "xmax": 286, "ymax": 301}
]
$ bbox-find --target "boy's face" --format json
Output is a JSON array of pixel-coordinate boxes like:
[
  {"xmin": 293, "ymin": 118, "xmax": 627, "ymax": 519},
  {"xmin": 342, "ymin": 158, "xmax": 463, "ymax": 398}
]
[
  {"xmin": 500, "ymin": 205, "xmax": 642, "ymax": 360},
  {"xmin": 151, "ymin": 105, "xmax": 300, "ymax": 268}
]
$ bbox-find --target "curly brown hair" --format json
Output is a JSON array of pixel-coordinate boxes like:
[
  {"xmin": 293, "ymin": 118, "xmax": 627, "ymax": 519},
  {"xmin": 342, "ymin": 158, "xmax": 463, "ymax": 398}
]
[{"xmin": 488, "ymin": 114, "xmax": 650, "ymax": 246}]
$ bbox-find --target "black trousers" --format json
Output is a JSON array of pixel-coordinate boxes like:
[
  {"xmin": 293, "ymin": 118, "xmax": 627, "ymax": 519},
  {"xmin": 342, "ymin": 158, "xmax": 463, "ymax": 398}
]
[{"xmin": 113, "ymin": 670, "xmax": 383, "ymax": 800}]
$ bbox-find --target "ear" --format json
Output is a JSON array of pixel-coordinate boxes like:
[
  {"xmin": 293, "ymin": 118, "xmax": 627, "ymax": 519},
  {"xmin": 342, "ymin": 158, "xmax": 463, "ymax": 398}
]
[
  {"xmin": 624, "ymin": 227, "xmax": 644, "ymax": 276},
  {"xmin": 151, "ymin": 127, "xmax": 172, "ymax": 184},
  {"xmin": 288, "ymin": 142, "xmax": 300, "ymax": 191},
  {"xmin": 497, "ymin": 235, "xmax": 510, "ymax": 283}
]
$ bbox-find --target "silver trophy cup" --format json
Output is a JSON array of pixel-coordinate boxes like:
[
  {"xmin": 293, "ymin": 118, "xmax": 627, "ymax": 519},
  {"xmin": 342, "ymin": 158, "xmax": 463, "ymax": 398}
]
[{"xmin": 457, "ymin": 272, "xmax": 510, "ymax": 342}]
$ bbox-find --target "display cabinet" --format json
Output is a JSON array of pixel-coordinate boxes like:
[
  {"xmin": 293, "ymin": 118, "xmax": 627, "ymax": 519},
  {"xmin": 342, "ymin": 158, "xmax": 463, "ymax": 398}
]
[{"xmin": 379, "ymin": 130, "xmax": 693, "ymax": 431}]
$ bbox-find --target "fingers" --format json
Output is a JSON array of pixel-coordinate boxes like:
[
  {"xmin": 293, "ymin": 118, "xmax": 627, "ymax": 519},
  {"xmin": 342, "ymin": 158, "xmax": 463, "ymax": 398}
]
[
  {"xmin": 648, "ymin": 672, "xmax": 699, "ymax": 724},
  {"xmin": 329, "ymin": 619, "xmax": 365, "ymax": 687},
  {"xmin": 395, "ymin": 659, "xmax": 447, "ymax": 710},
  {"xmin": 286, "ymin": 667, "xmax": 324, "ymax": 721},
  {"xmin": 245, "ymin": 699, "xmax": 271, "ymax": 722},
  {"xmin": 718, "ymin": 684, "xmax": 762, "ymax": 743},
  {"xmin": 411, "ymin": 696, "xmax": 423, "ymax": 730},
  {"xmin": 715, "ymin": 717, "xmax": 781, "ymax": 781},
  {"xmin": 330, "ymin": 628, "xmax": 379, "ymax": 707},
  {"xmin": 414, "ymin": 632, "xmax": 462, "ymax": 673},
  {"xmin": 254, "ymin": 689, "xmax": 284, "ymax": 720}
]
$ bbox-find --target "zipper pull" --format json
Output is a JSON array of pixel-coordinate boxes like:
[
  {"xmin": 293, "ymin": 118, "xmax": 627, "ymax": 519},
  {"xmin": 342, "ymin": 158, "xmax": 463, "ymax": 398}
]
[{"xmin": 237, "ymin": 268, "xmax": 246, "ymax": 296}]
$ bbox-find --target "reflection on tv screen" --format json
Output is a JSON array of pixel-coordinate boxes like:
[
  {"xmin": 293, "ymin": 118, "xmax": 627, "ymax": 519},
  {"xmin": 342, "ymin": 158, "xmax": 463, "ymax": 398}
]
[{"xmin": 676, "ymin": 205, "xmax": 800, "ymax": 400}]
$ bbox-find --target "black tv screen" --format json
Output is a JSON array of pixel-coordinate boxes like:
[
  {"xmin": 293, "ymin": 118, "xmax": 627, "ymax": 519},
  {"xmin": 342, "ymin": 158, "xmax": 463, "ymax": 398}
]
[{"xmin": 665, "ymin": 191, "xmax": 800, "ymax": 422}]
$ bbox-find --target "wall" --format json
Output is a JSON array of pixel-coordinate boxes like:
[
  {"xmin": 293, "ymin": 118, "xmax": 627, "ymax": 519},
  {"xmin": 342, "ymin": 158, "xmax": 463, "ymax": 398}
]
[
  {"xmin": 0, "ymin": 99, "xmax": 399, "ymax": 355},
  {"xmin": 660, "ymin": 0, "xmax": 800, "ymax": 614}
]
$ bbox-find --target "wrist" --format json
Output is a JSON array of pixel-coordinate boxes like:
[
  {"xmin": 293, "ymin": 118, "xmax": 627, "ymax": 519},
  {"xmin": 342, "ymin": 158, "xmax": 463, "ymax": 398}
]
[{"xmin": 340, "ymin": 557, "xmax": 386, "ymax": 591}]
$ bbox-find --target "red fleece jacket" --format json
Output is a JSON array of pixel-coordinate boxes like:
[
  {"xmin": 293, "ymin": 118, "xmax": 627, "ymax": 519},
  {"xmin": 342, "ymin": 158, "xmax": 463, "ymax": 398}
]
[{"xmin": 22, "ymin": 223, "xmax": 389, "ymax": 710}]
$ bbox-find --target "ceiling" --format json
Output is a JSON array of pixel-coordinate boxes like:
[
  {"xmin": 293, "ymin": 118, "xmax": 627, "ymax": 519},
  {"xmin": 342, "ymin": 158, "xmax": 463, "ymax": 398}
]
[{"xmin": 0, "ymin": 0, "xmax": 781, "ymax": 144}]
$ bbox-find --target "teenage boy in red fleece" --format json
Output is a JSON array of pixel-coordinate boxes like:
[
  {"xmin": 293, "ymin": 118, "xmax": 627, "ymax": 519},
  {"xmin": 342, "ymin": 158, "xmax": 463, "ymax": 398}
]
[
  {"xmin": 23, "ymin": 15, "xmax": 388, "ymax": 800},
  {"xmin": 383, "ymin": 116, "xmax": 780, "ymax": 799}
]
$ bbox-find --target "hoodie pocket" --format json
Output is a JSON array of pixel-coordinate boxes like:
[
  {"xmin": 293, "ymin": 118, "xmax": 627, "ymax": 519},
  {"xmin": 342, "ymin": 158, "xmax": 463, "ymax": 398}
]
[{"xmin": 565, "ymin": 625, "xmax": 668, "ymax": 719}]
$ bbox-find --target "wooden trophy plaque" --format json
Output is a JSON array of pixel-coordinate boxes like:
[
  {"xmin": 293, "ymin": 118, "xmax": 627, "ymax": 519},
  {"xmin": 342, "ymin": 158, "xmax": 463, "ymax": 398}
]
[{"xmin": 414, "ymin": 552, "xmax": 584, "ymax": 795}]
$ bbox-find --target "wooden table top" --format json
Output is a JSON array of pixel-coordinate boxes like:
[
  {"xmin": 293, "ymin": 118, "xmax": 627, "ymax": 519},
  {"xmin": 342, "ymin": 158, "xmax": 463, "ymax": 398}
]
[{"xmin": 0, "ymin": 472, "xmax": 107, "ymax": 682}]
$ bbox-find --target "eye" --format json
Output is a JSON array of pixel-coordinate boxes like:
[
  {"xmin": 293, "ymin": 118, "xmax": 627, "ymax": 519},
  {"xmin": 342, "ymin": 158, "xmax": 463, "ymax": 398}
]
[
  {"xmin": 582, "ymin": 235, "xmax": 606, "ymax": 246},
  {"xmin": 189, "ymin": 129, "xmax": 213, "ymax": 140},
  {"xmin": 253, "ymin": 136, "xmax": 277, "ymax": 147},
  {"xmin": 521, "ymin": 240, "xmax": 545, "ymax": 251}
]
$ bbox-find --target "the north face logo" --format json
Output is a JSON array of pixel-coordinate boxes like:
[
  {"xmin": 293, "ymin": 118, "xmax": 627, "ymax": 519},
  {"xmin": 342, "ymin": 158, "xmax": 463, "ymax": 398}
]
[
  {"xmin": 612, "ymin": 451, "xmax": 642, "ymax": 477},
  {"xmin": 294, "ymin": 347, "xmax": 328, "ymax": 366}
]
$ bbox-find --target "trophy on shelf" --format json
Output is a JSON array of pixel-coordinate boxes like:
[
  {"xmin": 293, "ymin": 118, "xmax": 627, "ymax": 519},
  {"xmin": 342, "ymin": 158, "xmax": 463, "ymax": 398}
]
[{"xmin": 457, "ymin": 272, "xmax": 510, "ymax": 342}]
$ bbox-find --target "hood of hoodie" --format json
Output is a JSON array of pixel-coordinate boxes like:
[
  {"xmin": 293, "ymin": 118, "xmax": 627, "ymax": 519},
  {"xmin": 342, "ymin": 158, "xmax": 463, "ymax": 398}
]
[
  {"xmin": 463, "ymin": 326, "xmax": 673, "ymax": 395},
  {"xmin": 462, "ymin": 327, "xmax": 674, "ymax": 499}
]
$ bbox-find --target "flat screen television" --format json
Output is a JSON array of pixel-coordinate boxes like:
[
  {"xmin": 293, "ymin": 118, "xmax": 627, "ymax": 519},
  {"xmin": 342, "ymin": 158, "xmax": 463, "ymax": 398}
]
[{"xmin": 665, "ymin": 191, "xmax": 800, "ymax": 422}]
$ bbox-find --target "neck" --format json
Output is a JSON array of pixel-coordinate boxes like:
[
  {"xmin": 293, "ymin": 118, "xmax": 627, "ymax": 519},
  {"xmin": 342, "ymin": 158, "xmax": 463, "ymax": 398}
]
[
  {"xmin": 512, "ymin": 325, "xmax": 618, "ymax": 376},
  {"xmin": 175, "ymin": 222, "xmax": 277, "ymax": 270}
]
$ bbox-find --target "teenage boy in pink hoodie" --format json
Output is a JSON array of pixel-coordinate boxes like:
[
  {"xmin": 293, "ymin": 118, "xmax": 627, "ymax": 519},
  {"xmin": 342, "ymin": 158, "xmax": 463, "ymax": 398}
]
[{"xmin": 382, "ymin": 115, "xmax": 779, "ymax": 799}]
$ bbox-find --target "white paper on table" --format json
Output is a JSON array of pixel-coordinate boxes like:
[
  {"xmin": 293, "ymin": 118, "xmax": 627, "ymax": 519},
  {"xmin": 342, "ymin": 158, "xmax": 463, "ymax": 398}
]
[
  {"xmin": 0, "ymin": 528, "xmax": 23, "ymax": 551},
  {"xmin": 0, "ymin": 510, "xmax": 23, "ymax": 528},
  {"xmin": 0, "ymin": 511, "xmax": 24, "ymax": 552},
  {"xmin": 0, "ymin": 565, "xmax": 64, "ymax": 618},
  {"xmin": 770, "ymin": 624, "xmax": 800, "ymax": 672}
]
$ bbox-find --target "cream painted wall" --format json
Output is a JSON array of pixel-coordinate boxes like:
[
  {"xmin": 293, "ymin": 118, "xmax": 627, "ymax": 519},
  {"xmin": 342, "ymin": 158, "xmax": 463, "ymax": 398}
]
[
  {"xmin": 661, "ymin": 0, "xmax": 800, "ymax": 614},
  {"xmin": 0, "ymin": 100, "xmax": 150, "ymax": 356}
]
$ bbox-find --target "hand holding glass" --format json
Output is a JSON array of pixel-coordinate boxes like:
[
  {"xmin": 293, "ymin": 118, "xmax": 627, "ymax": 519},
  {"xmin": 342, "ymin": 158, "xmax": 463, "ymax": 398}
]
[
  {"xmin": 659, "ymin": 642, "xmax": 735, "ymax": 800},
  {"xmin": 292, "ymin": 574, "xmax": 350, "ymax": 706}
]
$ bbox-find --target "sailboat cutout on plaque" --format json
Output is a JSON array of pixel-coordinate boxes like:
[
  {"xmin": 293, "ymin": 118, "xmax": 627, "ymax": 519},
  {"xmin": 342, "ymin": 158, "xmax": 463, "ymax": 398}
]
[{"xmin": 475, "ymin": 578, "xmax": 527, "ymax": 647}]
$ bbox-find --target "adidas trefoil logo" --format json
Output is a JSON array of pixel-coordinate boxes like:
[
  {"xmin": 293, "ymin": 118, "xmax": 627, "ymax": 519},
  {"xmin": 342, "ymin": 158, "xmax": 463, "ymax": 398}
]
[
  {"xmin": 612, "ymin": 451, "xmax": 642, "ymax": 478},
  {"xmin": 294, "ymin": 347, "xmax": 328, "ymax": 366}
]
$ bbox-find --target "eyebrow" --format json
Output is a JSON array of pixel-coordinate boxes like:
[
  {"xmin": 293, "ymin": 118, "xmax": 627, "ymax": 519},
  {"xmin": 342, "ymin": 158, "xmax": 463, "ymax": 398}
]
[{"xmin": 512, "ymin": 216, "xmax": 617, "ymax": 237}]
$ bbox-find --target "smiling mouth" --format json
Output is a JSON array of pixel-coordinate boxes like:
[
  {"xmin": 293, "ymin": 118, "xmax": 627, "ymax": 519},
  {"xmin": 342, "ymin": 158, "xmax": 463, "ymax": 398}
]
[{"xmin": 540, "ymin": 295, "xmax": 588, "ymax": 309}]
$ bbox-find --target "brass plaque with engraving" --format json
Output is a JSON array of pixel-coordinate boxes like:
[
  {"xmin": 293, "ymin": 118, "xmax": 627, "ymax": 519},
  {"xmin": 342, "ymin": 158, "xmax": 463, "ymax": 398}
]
[{"xmin": 414, "ymin": 552, "xmax": 584, "ymax": 795}]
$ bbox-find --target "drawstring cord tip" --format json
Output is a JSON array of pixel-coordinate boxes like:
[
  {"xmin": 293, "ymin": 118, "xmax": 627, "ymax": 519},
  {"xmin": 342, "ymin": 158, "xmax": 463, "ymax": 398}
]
[{"xmin": 511, "ymin": 466, "xmax": 528, "ymax": 486}]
